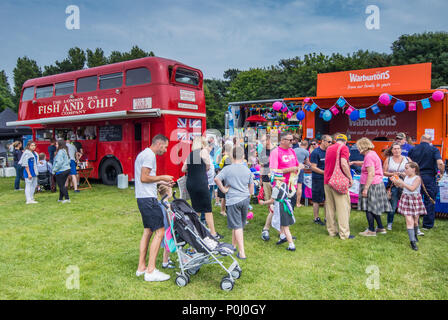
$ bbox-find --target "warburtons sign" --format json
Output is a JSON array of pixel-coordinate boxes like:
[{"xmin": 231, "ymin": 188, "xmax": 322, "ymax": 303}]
[{"xmin": 317, "ymin": 63, "xmax": 431, "ymax": 96}]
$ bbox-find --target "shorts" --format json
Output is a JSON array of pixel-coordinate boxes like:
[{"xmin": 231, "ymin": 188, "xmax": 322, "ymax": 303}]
[
  {"xmin": 297, "ymin": 170, "xmax": 304, "ymax": 184},
  {"xmin": 226, "ymin": 197, "xmax": 250, "ymax": 230},
  {"xmin": 312, "ymin": 178, "xmax": 325, "ymax": 203},
  {"xmin": 70, "ymin": 160, "xmax": 77, "ymax": 175},
  {"xmin": 262, "ymin": 182, "xmax": 272, "ymax": 201},
  {"xmin": 137, "ymin": 197, "xmax": 165, "ymax": 232}
]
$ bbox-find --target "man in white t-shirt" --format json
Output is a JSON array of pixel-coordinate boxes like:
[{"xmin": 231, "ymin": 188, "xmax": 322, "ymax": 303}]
[{"xmin": 135, "ymin": 134, "xmax": 174, "ymax": 282}]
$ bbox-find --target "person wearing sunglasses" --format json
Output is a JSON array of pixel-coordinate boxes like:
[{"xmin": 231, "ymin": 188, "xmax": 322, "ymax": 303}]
[{"xmin": 309, "ymin": 135, "xmax": 332, "ymax": 226}]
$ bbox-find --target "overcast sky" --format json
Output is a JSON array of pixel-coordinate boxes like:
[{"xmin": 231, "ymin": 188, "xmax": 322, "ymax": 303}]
[{"xmin": 1, "ymin": 0, "xmax": 447, "ymax": 86}]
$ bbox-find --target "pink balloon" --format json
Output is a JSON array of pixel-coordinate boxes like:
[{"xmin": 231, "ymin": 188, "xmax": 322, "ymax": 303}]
[
  {"xmin": 379, "ymin": 93, "xmax": 391, "ymax": 106},
  {"xmin": 432, "ymin": 90, "xmax": 444, "ymax": 102},
  {"xmin": 303, "ymin": 97, "xmax": 310, "ymax": 103},
  {"xmin": 287, "ymin": 111, "xmax": 294, "ymax": 119},
  {"xmin": 255, "ymin": 165, "xmax": 260, "ymax": 172},
  {"xmin": 272, "ymin": 101, "xmax": 283, "ymax": 111},
  {"xmin": 247, "ymin": 212, "xmax": 254, "ymax": 220}
]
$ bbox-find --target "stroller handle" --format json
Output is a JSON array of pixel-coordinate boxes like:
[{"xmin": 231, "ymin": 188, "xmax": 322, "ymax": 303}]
[
  {"xmin": 173, "ymin": 190, "xmax": 177, "ymax": 200},
  {"xmin": 161, "ymin": 195, "xmax": 169, "ymax": 208}
]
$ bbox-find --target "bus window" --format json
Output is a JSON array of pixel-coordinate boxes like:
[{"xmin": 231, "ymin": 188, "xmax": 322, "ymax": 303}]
[
  {"xmin": 76, "ymin": 126, "xmax": 97, "ymax": 140},
  {"xmin": 77, "ymin": 75, "xmax": 98, "ymax": 93},
  {"xmin": 55, "ymin": 81, "xmax": 74, "ymax": 96},
  {"xmin": 22, "ymin": 86, "xmax": 35, "ymax": 101},
  {"xmin": 126, "ymin": 67, "xmax": 151, "ymax": 86},
  {"xmin": 99, "ymin": 72, "xmax": 123, "ymax": 90},
  {"xmin": 36, "ymin": 85, "xmax": 54, "ymax": 99},
  {"xmin": 55, "ymin": 128, "xmax": 73, "ymax": 141},
  {"xmin": 99, "ymin": 125, "xmax": 122, "ymax": 142},
  {"xmin": 35, "ymin": 129, "xmax": 53, "ymax": 141},
  {"xmin": 175, "ymin": 68, "xmax": 199, "ymax": 86}
]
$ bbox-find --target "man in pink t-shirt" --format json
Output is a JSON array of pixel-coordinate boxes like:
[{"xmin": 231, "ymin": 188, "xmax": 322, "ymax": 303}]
[{"xmin": 261, "ymin": 132, "xmax": 300, "ymax": 244}]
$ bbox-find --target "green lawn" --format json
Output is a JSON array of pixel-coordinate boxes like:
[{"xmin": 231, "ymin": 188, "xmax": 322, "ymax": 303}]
[{"xmin": 0, "ymin": 177, "xmax": 447, "ymax": 300}]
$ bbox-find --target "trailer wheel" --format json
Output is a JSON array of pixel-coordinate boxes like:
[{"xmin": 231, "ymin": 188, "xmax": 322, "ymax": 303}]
[{"xmin": 100, "ymin": 158, "xmax": 122, "ymax": 185}]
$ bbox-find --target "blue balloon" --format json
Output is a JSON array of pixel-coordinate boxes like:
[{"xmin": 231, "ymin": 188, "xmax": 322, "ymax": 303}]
[
  {"xmin": 297, "ymin": 110, "xmax": 305, "ymax": 121},
  {"xmin": 393, "ymin": 100, "xmax": 406, "ymax": 113},
  {"xmin": 323, "ymin": 110, "xmax": 332, "ymax": 122},
  {"xmin": 350, "ymin": 109, "xmax": 360, "ymax": 121}
]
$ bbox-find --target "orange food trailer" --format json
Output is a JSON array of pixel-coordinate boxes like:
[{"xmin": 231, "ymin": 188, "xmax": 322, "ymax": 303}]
[{"xmin": 284, "ymin": 63, "xmax": 447, "ymax": 160}]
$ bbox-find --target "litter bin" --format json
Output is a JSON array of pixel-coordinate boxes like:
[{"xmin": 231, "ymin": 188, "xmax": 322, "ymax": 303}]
[{"xmin": 117, "ymin": 174, "xmax": 128, "ymax": 189}]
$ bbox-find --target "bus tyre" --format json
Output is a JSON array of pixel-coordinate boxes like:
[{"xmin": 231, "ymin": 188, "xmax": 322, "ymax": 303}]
[{"xmin": 100, "ymin": 158, "xmax": 122, "ymax": 185}]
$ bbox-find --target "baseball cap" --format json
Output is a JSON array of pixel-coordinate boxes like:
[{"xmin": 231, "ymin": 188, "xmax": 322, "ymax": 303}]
[
  {"xmin": 335, "ymin": 134, "xmax": 348, "ymax": 142},
  {"xmin": 396, "ymin": 132, "xmax": 406, "ymax": 139}
]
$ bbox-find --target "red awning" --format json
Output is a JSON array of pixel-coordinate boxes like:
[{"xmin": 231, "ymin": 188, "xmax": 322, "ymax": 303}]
[{"xmin": 245, "ymin": 115, "xmax": 267, "ymax": 122}]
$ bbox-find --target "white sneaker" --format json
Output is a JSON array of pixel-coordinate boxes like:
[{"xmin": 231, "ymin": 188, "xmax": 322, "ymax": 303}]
[
  {"xmin": 387, "ymin": 223, "xmax": 392, "ymax": 231},
  {"xmin": 144, "ymin": 269, "xmax": 170, "ymax": 282},
  {"xmin": 26, "ymin": 200, "xmax": 38, "ymax": 204},
  {"xmin": 417, "ymin": 229, "xmax": 425, "ymax": 236},
  {"xmin": 136, "ymin": 270, "xmax": 146, "ymax": 277},
  {"xmin": 62, "ymin": 199, "xmax": 71, "ymax": 203}
]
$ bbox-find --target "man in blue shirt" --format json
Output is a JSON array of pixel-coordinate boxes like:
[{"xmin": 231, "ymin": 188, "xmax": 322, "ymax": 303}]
[
  {"xmin": 310, "ymin": 135, "xmax": 332, "ymax": 225},
  {"xmin": 409, "ymin": 134, "xmax": 445, "ymax": 231},
  {"xmin": 395, "ymin": 132, "xmax": 413, "ymax": 157}
]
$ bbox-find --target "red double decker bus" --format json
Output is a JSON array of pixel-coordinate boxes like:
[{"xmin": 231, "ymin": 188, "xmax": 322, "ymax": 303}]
[{"xmin": 8, "ymin": 57, "xmax": 206, "ymax": 184}]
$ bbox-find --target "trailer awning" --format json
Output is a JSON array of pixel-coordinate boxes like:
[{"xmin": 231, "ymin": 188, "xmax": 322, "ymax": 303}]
[{"xmin": 6, "ymin": 109, "xmax": 162, "ymax": 127}]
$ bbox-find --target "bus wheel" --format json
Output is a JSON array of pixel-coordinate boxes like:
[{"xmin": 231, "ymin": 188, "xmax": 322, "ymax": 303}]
[{"xmin": 100, "ymin": 158, "xmax": 122, "ymax": 185}]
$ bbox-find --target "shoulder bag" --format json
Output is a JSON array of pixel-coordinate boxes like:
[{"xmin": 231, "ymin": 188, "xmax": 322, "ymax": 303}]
[{"xmin": 328, "ymin": 144, "xmax": 350, "ymax": 194}]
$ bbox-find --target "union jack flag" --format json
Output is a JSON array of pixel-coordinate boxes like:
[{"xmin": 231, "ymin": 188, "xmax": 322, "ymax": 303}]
[
  {"xmin": 177, "ymin": 130, "xmax": 188, "ymax": 141},
  {"xmin": 189, "ymin": 119, "xmax": 202, "ymax": 128},
  {"xmin": 177, "ymin": 118, "xmax": 188, "ymax": 128}
]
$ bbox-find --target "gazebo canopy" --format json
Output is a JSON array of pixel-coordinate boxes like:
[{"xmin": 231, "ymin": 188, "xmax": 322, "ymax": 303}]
[{"xmin": 0, "ymin": 108, "xmax": 32, "ymax": 139}]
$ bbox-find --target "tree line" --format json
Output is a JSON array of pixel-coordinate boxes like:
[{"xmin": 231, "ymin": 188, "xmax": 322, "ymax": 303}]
[{"xmin": 1, "ymin": 32, "xmax": 448, "ymax": 133}]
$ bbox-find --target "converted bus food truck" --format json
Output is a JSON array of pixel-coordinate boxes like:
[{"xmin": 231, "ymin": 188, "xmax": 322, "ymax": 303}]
[
  {"xmin": 228, "ymin": 63, "xmax": 447, "ymax": 161},
  {"xmin": 7, "ymin": 57, "xmax": 206, "ymax": 184}
]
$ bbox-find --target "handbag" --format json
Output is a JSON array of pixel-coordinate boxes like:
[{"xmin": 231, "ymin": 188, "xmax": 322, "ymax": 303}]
[{"xmin": 328, "ymin": 144, "xmax": 350, "ymax": 194}]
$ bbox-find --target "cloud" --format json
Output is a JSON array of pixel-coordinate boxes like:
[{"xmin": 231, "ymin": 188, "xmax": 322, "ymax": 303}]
[{"xmin": 1, "ymin": 0, "xmax": 447, "ymax": 87}]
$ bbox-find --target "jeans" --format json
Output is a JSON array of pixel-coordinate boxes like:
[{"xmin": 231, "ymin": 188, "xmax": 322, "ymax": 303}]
[
  {"xmin": 14, "ymin": 164, "xmax": 22, "ymax": 190},
  {"xmin": 366, "ymin": 211, "xmax": 384, "ymax": 232},
  {"xmin": 55, "ymin": 170, "xmax": 71, "ymax": 201},
  {"xmin": 421, "ymin": 174, "xmax": 437, "ymax": 229},
  {"xmin": 387, "ymin": 186, "xmax": 401, "ymax": 224}
]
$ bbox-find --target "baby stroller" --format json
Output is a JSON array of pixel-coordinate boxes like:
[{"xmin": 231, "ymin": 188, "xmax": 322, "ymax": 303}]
[{"xmin": 161, "ymin": 193, "xmax": 242, "ymax": 291}]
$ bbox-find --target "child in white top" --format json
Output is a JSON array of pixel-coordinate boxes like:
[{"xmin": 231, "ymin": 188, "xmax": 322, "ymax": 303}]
[{"xmin": 393, "ymin": 162, "xmax": 427, "ymax": 251}]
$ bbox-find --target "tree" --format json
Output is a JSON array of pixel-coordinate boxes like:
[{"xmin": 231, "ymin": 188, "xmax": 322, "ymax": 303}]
[
  {"xmin": 86, "ymin": 48, "xmax": 108, "ymax": 68},
  {"xmin": 223, "ymin": 68, "xmax": 241, "ymax": 82},
  {"xmin": 107, "ymin": 46, "xmax": 155, "ymax": 64},
  {"xmin": 391, "ymin": 32, "xmax": 448, "ymax": 88},
  {"xmin": 13, "ymin": 56, "xmax": 42, "ymax": 106},
  {"xmin": 0, "ymin": 71, "xmax": 15, "ymax": 111},
  {"xmin": 43, "ymin": 47, "xmax": 86, "ymax": 76}
]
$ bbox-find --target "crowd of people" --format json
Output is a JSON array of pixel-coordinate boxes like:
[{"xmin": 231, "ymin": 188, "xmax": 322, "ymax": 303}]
[
  {"xmin": 133, "ymin": 131, "xmax": 445, "ymax": 282},
  {"xmin": 10, "ymin": 135, "xmax": 85, "ymax": 204}
]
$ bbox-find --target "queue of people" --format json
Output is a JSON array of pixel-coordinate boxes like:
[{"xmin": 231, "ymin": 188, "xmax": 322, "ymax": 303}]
[{"xmin": 11, "ymin": 136, "xmax": 85, "ymax": 204}]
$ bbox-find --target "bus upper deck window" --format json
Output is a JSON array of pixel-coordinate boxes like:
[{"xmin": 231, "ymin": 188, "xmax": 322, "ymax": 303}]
[
  {"xmin": 36, "ymin": 85, "xmax": 54, "ymax": 99},
  {"xmin": 99, "ymin": 72, "xmax": 123, "ymax": 90},
  {"xmin": 55, "ymin": 81, "xmax": 74, "ymax": 96},
  {"xmin": 77, "ymin": 76, "xmax": 98, "ymax": 93},
  {"xmin": 175, "ymin": 68, "xmax": 199, "ymax": 86},
  {"xmin": 126, "ymin": 68, "xmax": 151, "ymax": 86},
  {"xmin": 22, "ymin": 86, "xmax": 35, "ymax": 101}
]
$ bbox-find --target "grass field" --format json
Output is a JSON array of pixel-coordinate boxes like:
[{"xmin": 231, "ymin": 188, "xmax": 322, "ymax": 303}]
[{"xmin": 0, "ymin": 177, "xmax": 447, "ymax": 300}]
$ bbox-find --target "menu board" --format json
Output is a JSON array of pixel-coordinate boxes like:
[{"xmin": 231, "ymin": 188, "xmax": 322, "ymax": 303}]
[{"xmin": 99, "ymin": 125, "xmax": 122, "ymax": 142}]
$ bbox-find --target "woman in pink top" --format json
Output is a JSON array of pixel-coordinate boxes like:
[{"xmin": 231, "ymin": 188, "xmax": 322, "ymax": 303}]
[{"xmin": 357, "ymin": 138, "xmax": 392, "ymax": 237}]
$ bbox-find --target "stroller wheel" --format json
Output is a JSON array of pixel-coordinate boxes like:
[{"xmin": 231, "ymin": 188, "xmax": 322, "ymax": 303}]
[
  {"xmin": 187, "ymin": 267, "xmax": 200, "ymax": 276},
  {"xmin": 230, "ymin": 267, "xmax": 242, "ymax": 280},
  {"xmin": 175, "ymin": 275, "xmax": 189, "ymax": 287},
  {"xmin": 220, "ymin": 277, "xmax": 234, "ymax": 291}
]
